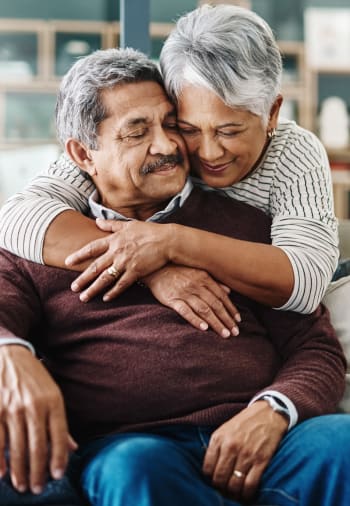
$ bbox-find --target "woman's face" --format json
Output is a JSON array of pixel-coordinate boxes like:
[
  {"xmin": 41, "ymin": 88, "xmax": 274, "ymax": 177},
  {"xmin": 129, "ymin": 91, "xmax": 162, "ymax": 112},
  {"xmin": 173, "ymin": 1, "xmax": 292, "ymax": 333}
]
[{"xmin": 177, "ymin": 85, "xmax": 281, "ymax": 187}]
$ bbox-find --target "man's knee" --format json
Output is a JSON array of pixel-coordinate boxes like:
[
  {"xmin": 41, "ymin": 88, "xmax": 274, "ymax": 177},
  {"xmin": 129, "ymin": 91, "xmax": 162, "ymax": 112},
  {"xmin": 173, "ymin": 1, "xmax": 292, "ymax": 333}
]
[
  {"xmin": 82, "ymin": 434, "xmax": 177, "ymax": 491},
  {"xmin": 288, "ymin": 414, "xmax": 350, "ymax": 455}
]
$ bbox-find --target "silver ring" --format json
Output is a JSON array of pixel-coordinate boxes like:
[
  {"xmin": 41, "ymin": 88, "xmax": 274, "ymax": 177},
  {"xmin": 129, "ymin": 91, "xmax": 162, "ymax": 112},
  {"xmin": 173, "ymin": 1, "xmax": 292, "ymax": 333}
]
[
  {"xmin": 107, "ymin": 265, "xmax": 121, "ymax": 278},
  {"xmin": 233, "ymin": 470, "xmax": 245, "ymax": 479}
]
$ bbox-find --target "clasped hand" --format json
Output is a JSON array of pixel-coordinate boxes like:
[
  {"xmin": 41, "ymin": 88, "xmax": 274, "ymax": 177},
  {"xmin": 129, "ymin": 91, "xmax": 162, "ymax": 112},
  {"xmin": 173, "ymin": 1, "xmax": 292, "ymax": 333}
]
[{"xmin": 66, "ymin": 219, "xmax": 241, "ymax": 338}]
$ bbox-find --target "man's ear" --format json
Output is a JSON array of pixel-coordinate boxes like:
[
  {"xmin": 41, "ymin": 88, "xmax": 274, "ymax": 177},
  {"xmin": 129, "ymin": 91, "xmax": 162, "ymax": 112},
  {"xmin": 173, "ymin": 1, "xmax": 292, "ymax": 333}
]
[{"xmin": 65, "ymin": 138, "xmax": 97, "ymax": 176}]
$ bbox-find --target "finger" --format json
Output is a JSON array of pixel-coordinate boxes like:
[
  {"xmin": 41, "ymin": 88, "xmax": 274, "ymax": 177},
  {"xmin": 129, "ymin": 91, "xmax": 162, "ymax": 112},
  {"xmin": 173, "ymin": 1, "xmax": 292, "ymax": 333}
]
[
  {"xmin": 68, "ymin": 433, "xmax": 78, "ymax": 452},
  {"xmin": 7, "ymin": 408, "xmax": 28, "ymax": 493},
  {"xmin": 170, "ymin": 300, "xmax": 209, "ymax": 331},
  {"xmin": 0, "ymin": 423, "xmax": 7, "ymax": 478},
  {"xmin": 199, "ymin": 289, "xmax": 240, "ymax": 336},
  {"xmin": 95, "ymin": 218, "xmax": 123, "ymax": 233},
  {"xmin": 65, "ymin": 237, "xmax": 110, "ymax": 267},
  {"xmin": 102, "ymin": 272, "xmax": 138, "ymax": 301},
  {"xmin": 241, "ymin": 462, "xmax": 267, "ymax": 503},
  {"xmin": 209, "ymin": 442, "xmax": 238, "ymax": 490},
  {"xmin": 47, "ymin": 404, "xmax": 72, "ymax": 481},
  {"xmin": 26, "ymin": 409, "xmax": 49, "ymax": 495},
  {"xmin": 202, "ymin": 439, "xmax": 220, "ymax": 477},
  {"xmin": 73, "ymin": 260, "xmax": 117, "ymax": 299},
  {"xmin": 226, "ymin": 465, "xmax": 250, "ymax": 498},
  {"xmin": 187, "ymin": 295, "xmax": 231, "ymax": 338},
  {"xmin": 207, "ymin": 283, "xmax": 241, "ymax": 324}
]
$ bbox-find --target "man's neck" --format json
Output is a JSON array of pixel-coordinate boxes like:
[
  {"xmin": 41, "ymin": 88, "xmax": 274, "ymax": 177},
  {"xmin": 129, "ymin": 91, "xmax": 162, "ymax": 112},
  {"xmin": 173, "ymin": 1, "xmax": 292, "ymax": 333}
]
[
  {"xmin": 88, "ymin": 179, "xmax": 193, "ymax": 223},
  {"xmin": 106, "ymin": 199, "xmax": 172, "ymax": 221}
]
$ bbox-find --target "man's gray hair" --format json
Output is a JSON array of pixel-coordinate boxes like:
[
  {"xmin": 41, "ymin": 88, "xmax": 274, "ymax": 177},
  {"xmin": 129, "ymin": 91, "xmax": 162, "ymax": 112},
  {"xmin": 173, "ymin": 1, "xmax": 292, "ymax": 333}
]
[
  {"xmin": 160, "ymin": 4, "xmax": 282, "ymax": 124},
  {"xmin": 56, "ymin": 47, "xmax": 164, "ymax": 149}
]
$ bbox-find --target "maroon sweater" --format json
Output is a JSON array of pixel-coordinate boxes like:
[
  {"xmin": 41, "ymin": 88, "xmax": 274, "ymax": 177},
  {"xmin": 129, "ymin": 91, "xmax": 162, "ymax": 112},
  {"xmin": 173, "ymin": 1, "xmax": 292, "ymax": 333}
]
[{"xmin": 0, "ymin": 188, "xmax": 345, "ymax": 442}]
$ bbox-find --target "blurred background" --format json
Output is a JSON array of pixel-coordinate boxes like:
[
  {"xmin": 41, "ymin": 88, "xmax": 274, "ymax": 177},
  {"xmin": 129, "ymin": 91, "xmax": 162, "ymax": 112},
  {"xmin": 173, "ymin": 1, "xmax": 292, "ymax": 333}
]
[{"xmin": 0, "ymin": 0, "xmax": 349, "ymax": 219}]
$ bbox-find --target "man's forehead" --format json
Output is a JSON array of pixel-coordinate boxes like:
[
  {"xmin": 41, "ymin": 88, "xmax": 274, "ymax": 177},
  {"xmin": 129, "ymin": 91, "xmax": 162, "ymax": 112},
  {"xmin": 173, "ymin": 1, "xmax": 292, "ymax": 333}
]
[{"xmin": 102, "ymin": 81, "xmax": 175, "ymax": 127}]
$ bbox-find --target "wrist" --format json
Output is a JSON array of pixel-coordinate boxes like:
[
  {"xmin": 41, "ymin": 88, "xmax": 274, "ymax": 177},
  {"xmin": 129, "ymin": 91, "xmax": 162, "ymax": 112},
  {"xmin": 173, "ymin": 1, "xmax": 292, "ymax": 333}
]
[
  {"xmin": 261, "ymin": 395, "xmax": 290, "ymax": 425},
  {"xmin": 166, "ymin": 224, "xmax": 180, "ymax": 263}
]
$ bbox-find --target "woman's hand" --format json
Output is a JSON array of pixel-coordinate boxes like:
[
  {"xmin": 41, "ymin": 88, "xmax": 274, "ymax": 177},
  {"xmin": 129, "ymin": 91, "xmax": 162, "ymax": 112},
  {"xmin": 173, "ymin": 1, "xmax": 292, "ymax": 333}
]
[
  {"xmin": 203, "ymin": 401, "xmax": 288, "ymax": 503},
  {"xmin": 65, "ymin": 219, "xmax": 173, "ymax": 302},
  {"xmin": 144, "ymin": 265, "xmax": 241, "ymax": 337}
]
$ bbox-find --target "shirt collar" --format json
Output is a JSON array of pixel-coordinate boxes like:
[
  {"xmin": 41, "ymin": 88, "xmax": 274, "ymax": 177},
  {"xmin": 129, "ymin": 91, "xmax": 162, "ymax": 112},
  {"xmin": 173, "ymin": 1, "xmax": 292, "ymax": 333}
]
[{"xmin": 88, "ymin": 178, "xmax": 193, "ymax": 222}]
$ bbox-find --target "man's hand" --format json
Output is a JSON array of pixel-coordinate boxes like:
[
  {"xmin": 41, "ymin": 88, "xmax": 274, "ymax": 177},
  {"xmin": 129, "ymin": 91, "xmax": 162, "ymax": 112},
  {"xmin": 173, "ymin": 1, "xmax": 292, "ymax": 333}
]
[
  {"xmin": 65, "ymin": 219, "xmax": 172, "ymax": 302},
  {"xmin": 0, "ymin": 345, "xmax": 77, "ymax": 494},
  {"xmin": 144, "ymin": 265, "xmax": 240, "ymax": 337},
  {"xmin": 203, "ymin": 401, "xmax": 289, "ymax": 503}
]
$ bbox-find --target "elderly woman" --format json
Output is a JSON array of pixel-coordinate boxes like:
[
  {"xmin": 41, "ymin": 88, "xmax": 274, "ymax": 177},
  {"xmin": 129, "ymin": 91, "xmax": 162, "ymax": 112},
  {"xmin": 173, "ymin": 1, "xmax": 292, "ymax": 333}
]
[{"xmin": 0, "ymin": 5, "xmax": 337, "ymax": 335}]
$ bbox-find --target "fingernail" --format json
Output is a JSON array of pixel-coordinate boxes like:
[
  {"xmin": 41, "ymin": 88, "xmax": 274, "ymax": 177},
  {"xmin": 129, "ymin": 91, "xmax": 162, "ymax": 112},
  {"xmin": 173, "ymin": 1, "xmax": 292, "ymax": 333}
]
[
  {"xmin": 222, "ymin": 328, "xmax": 230, "ymax": 338},
  {"xmin": 71, "ymin": 282, "xmax": 79, "ymax": 292},
  {"xmin": 103, "ymin": 295, "xmax": 110, "ymax": 302},
  {"xmin": 52, "ymin": 468, "xmax": 64, "ymax": 480},
  {"xmin": 235, "ymin": 313, "xmax": 241, "ymax": 323},
  {"xmin": 17, "ymin": 484, "xmax": 27, "ymax": 493},
  {"xmin": 32, "ymin": 485, "xmax": 43, "ymax": 495},
  {"xmin": 79, "ymin": 293, "xmax": 88, "ymax": 302},
  {"xmin": 232, "ymin": 326, "xmax": 240, "ymax": 336},
  {"xmin": 200, "ymin": 322, "xmax": 208, "ymax": 331}
]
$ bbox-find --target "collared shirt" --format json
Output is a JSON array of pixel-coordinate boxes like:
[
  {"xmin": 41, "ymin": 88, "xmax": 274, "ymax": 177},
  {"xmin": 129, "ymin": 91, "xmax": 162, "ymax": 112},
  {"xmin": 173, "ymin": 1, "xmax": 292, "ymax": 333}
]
[{"xmin": 89, "ymin": 179, "xmax": 194, "ymax": 222}]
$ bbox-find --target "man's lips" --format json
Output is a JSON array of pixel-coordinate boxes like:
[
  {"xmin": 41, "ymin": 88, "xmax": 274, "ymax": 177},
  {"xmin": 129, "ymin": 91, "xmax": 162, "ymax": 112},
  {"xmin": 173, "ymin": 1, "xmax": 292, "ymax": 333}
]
[{"xmin": 151, "ymin": 162, "xmax": 178, "ymax": 173}]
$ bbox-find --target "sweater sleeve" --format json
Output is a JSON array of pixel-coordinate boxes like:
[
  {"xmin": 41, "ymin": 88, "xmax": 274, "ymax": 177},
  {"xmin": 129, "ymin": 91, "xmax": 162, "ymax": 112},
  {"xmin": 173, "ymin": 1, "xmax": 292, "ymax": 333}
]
[
  {"xmin": 0, "ymin": 250, "xmax": 42, "ymax": 345},
  {"xmin": 0, "ymin": 153, "xmax": 94, "ymax": 264},
  {"xmin": 270, "ymin": 129, "xmax": 339, "ymax": 314},
  {"xmin": 255, "ymin": 303, "xmax": 346, "ymax": 421}
]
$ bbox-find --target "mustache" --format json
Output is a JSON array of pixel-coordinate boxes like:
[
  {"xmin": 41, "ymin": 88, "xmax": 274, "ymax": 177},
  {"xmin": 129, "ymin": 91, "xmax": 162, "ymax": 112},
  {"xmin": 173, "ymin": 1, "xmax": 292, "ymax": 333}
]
[{"xmin": 140, "ymin": 151, "xmax": 184, "ymax": 175}]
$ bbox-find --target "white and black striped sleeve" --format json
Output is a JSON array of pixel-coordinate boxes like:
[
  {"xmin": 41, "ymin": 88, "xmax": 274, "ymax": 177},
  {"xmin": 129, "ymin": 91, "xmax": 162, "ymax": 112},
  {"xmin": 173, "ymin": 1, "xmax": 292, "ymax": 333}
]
[
  {"xmin": 270, "ymin": 131, "xmax": 338, "ymax": 313},
  {"xmin": 0, "ymin": 154, "xmax": 94, "ymax": 263}
]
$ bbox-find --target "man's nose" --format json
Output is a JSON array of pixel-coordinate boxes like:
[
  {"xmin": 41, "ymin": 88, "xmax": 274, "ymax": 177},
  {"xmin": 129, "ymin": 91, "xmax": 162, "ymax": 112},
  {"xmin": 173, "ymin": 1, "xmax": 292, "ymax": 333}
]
[{"xmin": 149, "ymin": 127, "xmax": 177, "ymax": 155}]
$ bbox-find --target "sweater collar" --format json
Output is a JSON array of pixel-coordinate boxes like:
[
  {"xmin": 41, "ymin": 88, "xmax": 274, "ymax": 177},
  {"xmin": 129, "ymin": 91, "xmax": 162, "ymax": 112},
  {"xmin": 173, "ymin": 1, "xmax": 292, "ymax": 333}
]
[{"xmin": 88, "ymin": 179, "xmax": 193, "ymax": 222}]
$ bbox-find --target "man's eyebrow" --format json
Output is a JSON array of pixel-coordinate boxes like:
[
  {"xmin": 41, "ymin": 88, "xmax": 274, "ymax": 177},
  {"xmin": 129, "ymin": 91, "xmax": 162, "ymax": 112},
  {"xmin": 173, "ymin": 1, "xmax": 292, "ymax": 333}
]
[{"xmin": 122, "ymin": 117, "xmax": 149, "ymax": 129}]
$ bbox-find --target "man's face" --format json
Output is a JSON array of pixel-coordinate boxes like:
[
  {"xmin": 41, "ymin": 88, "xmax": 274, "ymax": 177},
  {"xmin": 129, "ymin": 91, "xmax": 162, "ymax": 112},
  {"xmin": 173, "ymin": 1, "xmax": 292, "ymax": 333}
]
[{"xmin": 87, "ymin": 81, "xmax": 189, "ymax": 219}]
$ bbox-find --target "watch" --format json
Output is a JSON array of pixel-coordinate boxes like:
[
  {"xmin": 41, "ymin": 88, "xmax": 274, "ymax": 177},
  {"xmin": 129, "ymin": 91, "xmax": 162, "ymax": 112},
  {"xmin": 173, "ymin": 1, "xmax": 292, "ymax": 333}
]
[{"xmin": 262, "ymin": 395, "xmax": 290, "ymax": 421}]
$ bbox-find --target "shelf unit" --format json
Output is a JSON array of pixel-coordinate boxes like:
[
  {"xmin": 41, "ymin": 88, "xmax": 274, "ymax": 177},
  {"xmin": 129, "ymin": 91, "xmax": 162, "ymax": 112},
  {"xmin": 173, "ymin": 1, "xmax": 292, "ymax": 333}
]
[
  {"xmin": 0, "ymin": 18, "xmax": 348, "ymax": 217},
  {"xmin": 278, "ymin": 41, "xmax": 313, "ymax": 131}
]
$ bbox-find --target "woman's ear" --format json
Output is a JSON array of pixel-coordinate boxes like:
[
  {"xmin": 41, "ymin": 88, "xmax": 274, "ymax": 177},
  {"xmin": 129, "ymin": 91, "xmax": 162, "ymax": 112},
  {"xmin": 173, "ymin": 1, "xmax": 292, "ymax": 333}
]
[
  {"xmin": 65, "ymin": 138, "xmax": 97, "ymax": 176},
  {"xmin": 268, "ymin": 94, "xmax": 283, "ymax": 130}
]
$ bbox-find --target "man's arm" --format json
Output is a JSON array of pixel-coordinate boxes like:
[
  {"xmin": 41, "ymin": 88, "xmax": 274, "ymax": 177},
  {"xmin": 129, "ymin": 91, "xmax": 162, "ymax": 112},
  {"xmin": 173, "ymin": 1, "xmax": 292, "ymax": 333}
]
[
  {"xmin": 201, "ymin": 303, "xmax": 346, "ymax": 503},
  {"xmin": 0, "ymin": 251, "xmax": 76, "ymax": 494}
]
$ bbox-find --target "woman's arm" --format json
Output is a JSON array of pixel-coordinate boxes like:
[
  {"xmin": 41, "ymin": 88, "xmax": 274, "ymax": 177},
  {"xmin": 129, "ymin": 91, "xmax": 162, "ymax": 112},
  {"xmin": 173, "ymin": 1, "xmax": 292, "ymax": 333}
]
[
  {"xmin": 0, "ymin": 153, "xmax": 94, "ymax": 263},
  {"xmin": 64, "ymin": 218, "xmax": 294, "ymax": 308},
  {"xmin": 268, "ymin": 131, "xmax": 339, "ymax": 313}
]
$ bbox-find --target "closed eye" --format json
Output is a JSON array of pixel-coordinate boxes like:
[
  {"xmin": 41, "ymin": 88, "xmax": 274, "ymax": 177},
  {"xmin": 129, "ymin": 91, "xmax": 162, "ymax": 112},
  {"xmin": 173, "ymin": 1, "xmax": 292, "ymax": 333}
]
[{"xmin": 177, "ymin": 126, "xmax": 199, "ymax": 136}]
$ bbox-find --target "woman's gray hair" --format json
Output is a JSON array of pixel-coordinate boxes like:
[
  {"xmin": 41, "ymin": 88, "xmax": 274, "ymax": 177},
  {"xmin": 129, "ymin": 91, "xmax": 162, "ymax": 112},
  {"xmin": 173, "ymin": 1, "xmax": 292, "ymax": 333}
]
[
  {"xmin": 160, "ymin": 4, "xmax": 282, "ymax": 124},
  {"xmin": 56, "ymin": 47, "xmax": 164, "ymax": 149}
]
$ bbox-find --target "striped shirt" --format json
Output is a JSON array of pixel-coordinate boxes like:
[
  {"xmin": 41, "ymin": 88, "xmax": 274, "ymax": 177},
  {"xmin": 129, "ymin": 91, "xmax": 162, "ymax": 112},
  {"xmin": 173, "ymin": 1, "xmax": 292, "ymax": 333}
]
[{"xmin": 0, "ymin": 118, "xmax": 338, "ymax": 314}]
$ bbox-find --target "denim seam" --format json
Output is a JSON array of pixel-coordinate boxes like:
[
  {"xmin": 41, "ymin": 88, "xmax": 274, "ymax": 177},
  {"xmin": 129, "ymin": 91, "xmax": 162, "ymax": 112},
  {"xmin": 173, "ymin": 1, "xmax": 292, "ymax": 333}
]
[{"xmin": 259, "ymin": 487, "xmax": 299, "ymax": 505}]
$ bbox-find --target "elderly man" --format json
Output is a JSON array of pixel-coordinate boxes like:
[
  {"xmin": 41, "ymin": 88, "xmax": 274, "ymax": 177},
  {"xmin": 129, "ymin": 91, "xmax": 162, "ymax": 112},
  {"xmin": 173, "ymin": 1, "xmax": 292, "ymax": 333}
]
[{"xmin": 0, "ymin": 48, "xmax": 350, "ymax": 506}]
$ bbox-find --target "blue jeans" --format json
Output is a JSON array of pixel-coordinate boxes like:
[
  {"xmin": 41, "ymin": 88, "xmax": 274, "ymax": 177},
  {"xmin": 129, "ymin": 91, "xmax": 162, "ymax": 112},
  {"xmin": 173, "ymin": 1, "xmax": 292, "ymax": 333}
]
[
  {"xmin": 79, "ymin": 414, "xmax": 350, "ymax": 506},
  {"xmin": 0, "ymin": 452, "xmax": 84, "ymax": 505}
]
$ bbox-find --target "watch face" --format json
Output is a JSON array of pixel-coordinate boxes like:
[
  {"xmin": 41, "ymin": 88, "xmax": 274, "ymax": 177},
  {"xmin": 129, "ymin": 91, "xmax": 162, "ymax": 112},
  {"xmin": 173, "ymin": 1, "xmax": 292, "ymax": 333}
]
[{"xmin": 263, "ymin": 396, "xmax": 290, "ymax": 419}]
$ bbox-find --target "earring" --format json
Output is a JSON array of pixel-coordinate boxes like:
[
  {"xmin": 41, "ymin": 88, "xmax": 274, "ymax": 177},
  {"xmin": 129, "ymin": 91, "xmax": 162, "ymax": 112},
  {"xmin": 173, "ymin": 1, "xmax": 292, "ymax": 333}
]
[{"xmin": 267, "ymin": 128, "xmax": 276, "ymax": 139}]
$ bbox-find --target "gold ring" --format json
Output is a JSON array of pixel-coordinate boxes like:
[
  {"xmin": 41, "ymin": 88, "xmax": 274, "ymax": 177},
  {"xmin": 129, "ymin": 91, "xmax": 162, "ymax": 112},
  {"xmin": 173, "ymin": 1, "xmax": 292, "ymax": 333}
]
[
  {"xmin": 107, "ymin": 265, "xmax": 120, "ymax": 278},
  {"xmin": 233, "ymin": 470, "xmax": 245, "ymax": 479}
]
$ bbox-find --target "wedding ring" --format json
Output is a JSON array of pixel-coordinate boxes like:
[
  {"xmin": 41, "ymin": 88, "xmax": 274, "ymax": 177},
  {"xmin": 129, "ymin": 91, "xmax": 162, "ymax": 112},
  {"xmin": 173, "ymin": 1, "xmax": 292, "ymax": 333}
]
[
  {"xmin": 233, "ymin": 470, "xmax": 245, "ymax": 479},
  {"xmin": 107, "ymin": 265, "xmax": 120, "ymax": 278}
]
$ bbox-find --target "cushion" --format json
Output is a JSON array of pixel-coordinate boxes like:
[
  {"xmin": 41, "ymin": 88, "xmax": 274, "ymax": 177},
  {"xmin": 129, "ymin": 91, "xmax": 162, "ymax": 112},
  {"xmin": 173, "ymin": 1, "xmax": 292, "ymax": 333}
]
[{"xmin": 323, "ymin": 275, "xmax": 350, "ymax": 412}]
